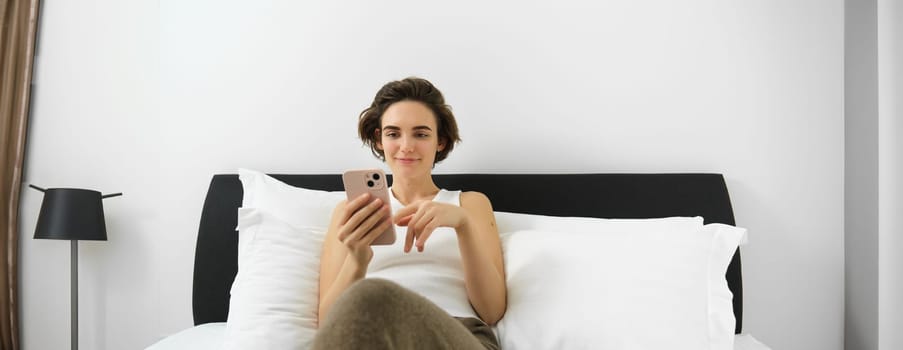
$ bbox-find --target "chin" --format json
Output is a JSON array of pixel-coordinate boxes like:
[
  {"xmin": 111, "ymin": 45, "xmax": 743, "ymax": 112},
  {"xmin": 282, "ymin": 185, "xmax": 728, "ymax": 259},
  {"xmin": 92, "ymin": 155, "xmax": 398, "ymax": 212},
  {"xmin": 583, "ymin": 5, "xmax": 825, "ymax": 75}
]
[{"xmin": 389, "ymin": 163, "xmax": 432, "ymax": 177}]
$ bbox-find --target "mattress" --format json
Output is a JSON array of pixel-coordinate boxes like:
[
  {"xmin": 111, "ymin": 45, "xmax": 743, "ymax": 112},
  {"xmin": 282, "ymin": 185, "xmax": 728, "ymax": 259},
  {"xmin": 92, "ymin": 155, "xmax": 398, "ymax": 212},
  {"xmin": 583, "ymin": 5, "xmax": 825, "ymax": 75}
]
[{"xmin": 146, "ymin": 323, "xmax": 773, "ymax": 350}]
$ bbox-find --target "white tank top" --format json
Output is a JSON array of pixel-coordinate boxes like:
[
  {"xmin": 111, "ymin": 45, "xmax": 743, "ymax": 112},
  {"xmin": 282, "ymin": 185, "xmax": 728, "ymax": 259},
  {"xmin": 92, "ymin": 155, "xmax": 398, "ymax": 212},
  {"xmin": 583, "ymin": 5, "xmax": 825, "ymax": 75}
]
[{"xmin": 366, "ymin": 188, "xmax": 479, "ymax": 319}]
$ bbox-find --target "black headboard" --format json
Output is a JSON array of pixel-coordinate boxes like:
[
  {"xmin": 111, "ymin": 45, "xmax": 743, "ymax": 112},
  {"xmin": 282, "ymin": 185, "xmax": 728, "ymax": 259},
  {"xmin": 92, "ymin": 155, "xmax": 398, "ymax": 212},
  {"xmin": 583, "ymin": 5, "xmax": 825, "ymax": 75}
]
[{"xmin": 192, "ymin": 173, "xmax": 743, "ymax": 333}]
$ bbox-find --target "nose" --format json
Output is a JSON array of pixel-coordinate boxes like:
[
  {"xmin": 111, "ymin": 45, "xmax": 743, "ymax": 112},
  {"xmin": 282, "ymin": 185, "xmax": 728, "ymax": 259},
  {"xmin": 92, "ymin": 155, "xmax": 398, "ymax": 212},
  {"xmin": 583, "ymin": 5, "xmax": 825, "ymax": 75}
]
[{"xmin": 400, "ymin": 136, "xmax": 415, "ymax": 153}]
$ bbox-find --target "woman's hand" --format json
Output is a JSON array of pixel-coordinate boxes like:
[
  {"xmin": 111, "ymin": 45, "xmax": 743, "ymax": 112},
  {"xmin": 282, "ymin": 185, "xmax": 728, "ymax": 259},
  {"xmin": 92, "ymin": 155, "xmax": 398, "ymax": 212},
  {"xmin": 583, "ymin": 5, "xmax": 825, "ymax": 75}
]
[
  {"xmin": 336, "ymin": 193, "xmax": 393, "ymax": 267},
  {"xmin": 393, "ymin": 201, "xmax": 470, "ymax": 253}
]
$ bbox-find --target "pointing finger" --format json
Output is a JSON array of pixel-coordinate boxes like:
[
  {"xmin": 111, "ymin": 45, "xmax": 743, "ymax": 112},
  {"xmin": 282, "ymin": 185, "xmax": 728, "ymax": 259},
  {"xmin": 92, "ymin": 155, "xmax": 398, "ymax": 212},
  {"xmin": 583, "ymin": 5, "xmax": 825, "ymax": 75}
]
[{"xmin": 393, "ymin": 204, "xmax": 418, "ymax": 224}]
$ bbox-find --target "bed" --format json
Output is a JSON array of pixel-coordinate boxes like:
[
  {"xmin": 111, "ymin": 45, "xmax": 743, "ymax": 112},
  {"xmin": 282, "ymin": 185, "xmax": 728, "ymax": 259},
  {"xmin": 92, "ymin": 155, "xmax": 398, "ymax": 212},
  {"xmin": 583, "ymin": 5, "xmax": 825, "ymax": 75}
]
[{"xmin": 147, "ymin": 172, "xmax": 772, "ymax": 349}]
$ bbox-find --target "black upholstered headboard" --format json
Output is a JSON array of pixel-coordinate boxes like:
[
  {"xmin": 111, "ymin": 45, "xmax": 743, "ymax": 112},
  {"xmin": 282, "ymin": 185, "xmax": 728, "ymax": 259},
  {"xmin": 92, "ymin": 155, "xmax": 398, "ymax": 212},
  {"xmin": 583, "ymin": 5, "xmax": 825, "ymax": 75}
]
[{"xmin": 192, "ymin": 173, "xmax": 743, "ymax": 333}]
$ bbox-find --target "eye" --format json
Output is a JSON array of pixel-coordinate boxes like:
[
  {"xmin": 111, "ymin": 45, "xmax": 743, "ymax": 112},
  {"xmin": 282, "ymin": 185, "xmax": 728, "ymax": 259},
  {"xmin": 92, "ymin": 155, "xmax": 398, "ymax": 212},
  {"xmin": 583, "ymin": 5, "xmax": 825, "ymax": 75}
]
[
  {"xmin": 416, "ymin": 133, "xmax": 430, "ymax": 138},
  {"xmin": 384, "ymin": 131, "xmax": 399, "ymax": 138}
]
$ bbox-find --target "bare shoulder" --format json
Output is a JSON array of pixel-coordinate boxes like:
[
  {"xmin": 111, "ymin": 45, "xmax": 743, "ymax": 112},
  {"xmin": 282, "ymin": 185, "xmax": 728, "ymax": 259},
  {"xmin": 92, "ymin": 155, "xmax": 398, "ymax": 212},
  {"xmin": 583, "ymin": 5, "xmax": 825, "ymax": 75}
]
[
  {"xmin": 460, "ymin": 191, "xmax": 493, "ymax": 210},
  {"xmin": 459, "ymin": 191, "xmax": 500, "ymax": 238},
  {"xmin": 460, "ymin": 191, "xmax": 496, "ymax": 231}
]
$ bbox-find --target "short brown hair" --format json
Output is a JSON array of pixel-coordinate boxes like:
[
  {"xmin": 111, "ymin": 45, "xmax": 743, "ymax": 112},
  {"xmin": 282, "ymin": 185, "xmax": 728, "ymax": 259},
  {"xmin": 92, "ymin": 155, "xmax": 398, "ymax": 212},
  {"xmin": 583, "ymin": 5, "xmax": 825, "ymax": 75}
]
[{"xmin": 358, "ymin": 77, "xmax": 461, "ymax": 164}]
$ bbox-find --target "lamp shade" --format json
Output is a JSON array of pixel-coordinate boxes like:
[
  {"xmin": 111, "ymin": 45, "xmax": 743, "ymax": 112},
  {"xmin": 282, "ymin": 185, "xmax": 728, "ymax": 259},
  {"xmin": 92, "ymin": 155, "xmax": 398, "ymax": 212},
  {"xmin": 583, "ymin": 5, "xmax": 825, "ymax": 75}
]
[{"xmin": 32, "ymin": 187, "xmax": 116, "ymax": 241}]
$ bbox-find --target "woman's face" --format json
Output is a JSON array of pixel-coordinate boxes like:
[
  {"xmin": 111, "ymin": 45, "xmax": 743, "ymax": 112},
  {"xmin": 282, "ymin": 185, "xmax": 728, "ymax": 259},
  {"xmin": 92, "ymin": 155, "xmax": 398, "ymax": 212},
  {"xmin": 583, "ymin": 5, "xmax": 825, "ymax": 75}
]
[{"xmin": 377, "ymin": 100, "xmax": 445, "ymax": 177}]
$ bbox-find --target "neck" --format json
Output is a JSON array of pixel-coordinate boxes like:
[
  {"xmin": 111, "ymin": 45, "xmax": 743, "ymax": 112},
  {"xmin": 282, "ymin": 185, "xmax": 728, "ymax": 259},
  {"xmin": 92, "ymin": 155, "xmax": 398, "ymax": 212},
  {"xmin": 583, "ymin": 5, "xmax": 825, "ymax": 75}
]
[{"xmin": 390, "ymin": 174, "xmax": 440, "ymax": 205}]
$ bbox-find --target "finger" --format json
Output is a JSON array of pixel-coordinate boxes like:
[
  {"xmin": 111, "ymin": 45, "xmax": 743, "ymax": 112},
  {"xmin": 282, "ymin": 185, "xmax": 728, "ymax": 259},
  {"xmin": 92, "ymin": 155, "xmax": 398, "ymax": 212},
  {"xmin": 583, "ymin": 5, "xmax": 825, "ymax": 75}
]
[
  {"xmin": 393, "ymin": 203, "xmax": 419, "ymax": 223},
  {"xmin": 343, "ymin": 205, "xmax": 386, "ymax": 244},
  {"xmin": 362, "ymin": 215, "xmax": 393, "ymax": 245},
  {"xmin": 340, "ymin": 193, "xmax": 372, "ymax": 224},
  {"xmin": 415, "ymin": 218, "xmax": 438, "ymax": 252},
  {"xmin": 337, "ymin": 200, "xmax": 352, "ymax": 226},
  {"xmin": 405, "ymin": 209, "xmax": 427, "ymax": 248},
  {"xmin": 348, "ymin": 193, "xmax": 372, "ymax": 211},
  {"xmin": 404, "ymin": 222, "xmax": 416, "ymax": 253},
  {"xmin": 349, "ymin": 205, "xmax": 388, "ymax": 244},
  {"xmin": 413, "ymin": 207, "xmax": 436, "ymax": 234},
  {"xmin": 406, "ymin": 203, "xmax": 430, "ymax": 232},
  {"xmin": 337, "ymin": 226, "xmax": 351, "ymax": 242},
  {"xmin": 354, "ymin": 199, "xmax": 386, "ymax": 230},
  {"xmin": 395, "ymin": 214, "xmax": 413, "ymax": 227},
  {"xmin": 342, "ymin": 198, "xmax": 383, "ymax": 238}
]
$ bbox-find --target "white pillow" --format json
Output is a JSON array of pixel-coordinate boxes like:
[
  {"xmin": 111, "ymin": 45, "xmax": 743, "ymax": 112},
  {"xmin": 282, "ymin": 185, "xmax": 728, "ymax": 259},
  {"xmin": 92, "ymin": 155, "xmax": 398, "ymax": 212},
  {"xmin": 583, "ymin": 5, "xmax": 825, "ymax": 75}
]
[
  {"xmin": 224, "ymin": 208, "xmax": 323, "ymax": 350},
  {"xmin": 236, "ymin": 168, "xmax": 344, "ymax": 263},
  {"xmin": 237, "ymin": 168, "xmax": 344, "ymax": 226},
  {"xmin": 495, "ymin": 223, "xmax": 746, "ymax": 350},
  {"xmin": 494, "ymin": 211, "xmax": 704, "ymax": 234},
  {"xmin": 225, "ymin": 169, "xmax": 344, "ymax": 350}
]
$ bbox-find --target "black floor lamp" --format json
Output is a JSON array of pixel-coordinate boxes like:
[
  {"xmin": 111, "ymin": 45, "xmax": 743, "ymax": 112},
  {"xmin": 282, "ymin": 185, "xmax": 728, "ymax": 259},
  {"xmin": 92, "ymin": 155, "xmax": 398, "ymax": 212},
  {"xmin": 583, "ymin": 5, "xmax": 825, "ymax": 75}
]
[{"xmin": 29, "ymin": 185, "xmax": 121, "ymax": 350}]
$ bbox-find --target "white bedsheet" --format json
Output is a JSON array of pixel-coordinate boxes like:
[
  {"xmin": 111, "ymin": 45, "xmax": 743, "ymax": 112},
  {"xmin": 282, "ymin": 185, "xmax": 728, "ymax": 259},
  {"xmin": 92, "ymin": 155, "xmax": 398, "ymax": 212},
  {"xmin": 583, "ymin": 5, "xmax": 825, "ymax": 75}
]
[
  {"xmin": 146, "ymin": 322, "xmax": 773, "ymax": 350},
  {"xmin": 145, "ymin": 323, "xmax": 224, "ymax": 350},
  {"xmin": 734, "ymin": 333, "xmax": 773, "ymax": 350}
]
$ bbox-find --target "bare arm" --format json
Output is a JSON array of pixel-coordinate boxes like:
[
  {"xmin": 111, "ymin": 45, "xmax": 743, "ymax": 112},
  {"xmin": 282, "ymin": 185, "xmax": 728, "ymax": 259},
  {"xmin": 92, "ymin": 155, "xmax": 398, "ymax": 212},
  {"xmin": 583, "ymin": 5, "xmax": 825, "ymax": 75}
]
[
  {"xmin": 393, "ymin": 191, "xmax": 507, "ymax": 324},
  {"xmin": 457, "ymin": 192, "xmax": 507, "ymax": 325},
  {"xmin": 317, "ymin": 195, "xmax": 391, "ymax": 325}
]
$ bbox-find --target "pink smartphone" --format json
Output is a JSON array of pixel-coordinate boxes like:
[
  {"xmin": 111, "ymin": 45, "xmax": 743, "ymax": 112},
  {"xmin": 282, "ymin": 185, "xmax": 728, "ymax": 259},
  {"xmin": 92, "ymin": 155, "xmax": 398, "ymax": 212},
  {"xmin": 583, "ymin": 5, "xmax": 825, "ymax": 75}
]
[{"xmin": 342, "ymin": 169, "xmax": 396, "ymax": 245}]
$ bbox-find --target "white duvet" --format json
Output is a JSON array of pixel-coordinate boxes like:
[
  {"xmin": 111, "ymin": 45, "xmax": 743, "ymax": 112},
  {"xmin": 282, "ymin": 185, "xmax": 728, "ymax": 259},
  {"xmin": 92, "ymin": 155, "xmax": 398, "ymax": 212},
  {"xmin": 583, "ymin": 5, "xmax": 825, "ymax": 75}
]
[{"xmin": 147, "ymin": 322, "xmax": 773, "ymax": 350}]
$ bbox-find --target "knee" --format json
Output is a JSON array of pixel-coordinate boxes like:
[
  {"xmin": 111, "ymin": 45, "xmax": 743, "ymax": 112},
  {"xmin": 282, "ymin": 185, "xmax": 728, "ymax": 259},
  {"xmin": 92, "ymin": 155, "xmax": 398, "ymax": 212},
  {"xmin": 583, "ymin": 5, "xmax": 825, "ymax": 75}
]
[
  {"xmin": 340, "ymin": 278, "xmax": 407, "ymax": 311},
  {"xmin": 315, "ymin": 279, "xmax": 408, "ymax": 348},
  {"xmin": 348, "ymin": 278, "xmax": 403, "ymax": 295},
  {"xmin": 322, "ymin": 279, "xmax": 404, "ymax": 325}
]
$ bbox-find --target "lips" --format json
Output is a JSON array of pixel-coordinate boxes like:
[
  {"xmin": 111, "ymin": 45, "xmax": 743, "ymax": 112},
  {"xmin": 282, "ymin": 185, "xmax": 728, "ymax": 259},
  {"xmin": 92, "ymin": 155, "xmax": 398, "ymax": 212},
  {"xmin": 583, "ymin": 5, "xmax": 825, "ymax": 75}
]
[{"xmin": 395, "ymin": 157, "xmax": 419, "ymax": 164}]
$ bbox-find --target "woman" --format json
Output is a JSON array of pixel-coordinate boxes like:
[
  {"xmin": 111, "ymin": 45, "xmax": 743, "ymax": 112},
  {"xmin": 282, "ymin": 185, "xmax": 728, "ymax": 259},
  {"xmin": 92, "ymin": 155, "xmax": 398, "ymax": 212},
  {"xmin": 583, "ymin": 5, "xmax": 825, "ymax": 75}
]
[{"xmin": 315, "ymin": 77, "xmax": 506, "ymax": 349}]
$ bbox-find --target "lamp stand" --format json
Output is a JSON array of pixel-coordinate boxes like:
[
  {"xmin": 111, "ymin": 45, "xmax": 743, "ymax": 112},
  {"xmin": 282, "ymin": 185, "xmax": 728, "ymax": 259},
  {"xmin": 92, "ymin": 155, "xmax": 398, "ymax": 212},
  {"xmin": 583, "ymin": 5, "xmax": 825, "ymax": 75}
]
[
  {"xmin": 71, "ymin": 240, "xmax": 78, "ymax": 350},
  {"xmin": 29, "ymin": 185, "xmax": 119, "ymax": 350}
]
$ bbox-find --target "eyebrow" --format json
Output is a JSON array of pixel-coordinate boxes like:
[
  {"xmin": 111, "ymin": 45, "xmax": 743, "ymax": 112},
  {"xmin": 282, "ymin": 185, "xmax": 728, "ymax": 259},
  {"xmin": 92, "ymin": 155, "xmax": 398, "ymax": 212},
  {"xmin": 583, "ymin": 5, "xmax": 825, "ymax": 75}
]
[{"xmin": 382, "ymin": 125, "xmax": 433, "ymax": 132}]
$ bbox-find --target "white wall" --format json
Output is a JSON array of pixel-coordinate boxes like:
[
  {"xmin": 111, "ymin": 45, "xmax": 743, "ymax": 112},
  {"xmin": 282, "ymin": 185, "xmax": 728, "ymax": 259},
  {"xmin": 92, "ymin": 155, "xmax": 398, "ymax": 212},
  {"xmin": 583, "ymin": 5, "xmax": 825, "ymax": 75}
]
[
  {"xmin": 20, "ymin": 1, "xmax": 844, "ymax": 349},
  {"xmin": 21, "ymin": 0, "xmax": 160, "ymax": 349}
]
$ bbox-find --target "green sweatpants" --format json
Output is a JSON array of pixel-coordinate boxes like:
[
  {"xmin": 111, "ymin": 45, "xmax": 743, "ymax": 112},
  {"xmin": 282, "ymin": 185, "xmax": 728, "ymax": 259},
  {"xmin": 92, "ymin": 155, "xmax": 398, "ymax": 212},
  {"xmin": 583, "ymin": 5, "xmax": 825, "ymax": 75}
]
[{"xmin": 314, "ymin": 278, "xmax": 500, "ymax": 350}]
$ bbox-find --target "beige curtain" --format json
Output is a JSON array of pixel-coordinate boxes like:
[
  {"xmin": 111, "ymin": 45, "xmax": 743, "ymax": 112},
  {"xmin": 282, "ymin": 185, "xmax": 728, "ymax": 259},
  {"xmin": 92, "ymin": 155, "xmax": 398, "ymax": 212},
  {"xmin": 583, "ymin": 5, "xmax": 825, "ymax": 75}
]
[{"xmin": 0, "ymin": 0, "xmax": 41, "ymax": 349}]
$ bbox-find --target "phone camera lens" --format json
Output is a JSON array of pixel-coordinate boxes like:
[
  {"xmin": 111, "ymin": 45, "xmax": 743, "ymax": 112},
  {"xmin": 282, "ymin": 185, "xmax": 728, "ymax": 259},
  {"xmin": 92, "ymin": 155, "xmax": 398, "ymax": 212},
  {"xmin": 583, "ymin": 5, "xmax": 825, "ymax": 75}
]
[
  {"xmin": 367, "ymin": 180, "xmax": 375, "ymax": 187},
  {"xmin": 372, "ymin": 173, "xmax": 381, "ymax": 180}
]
